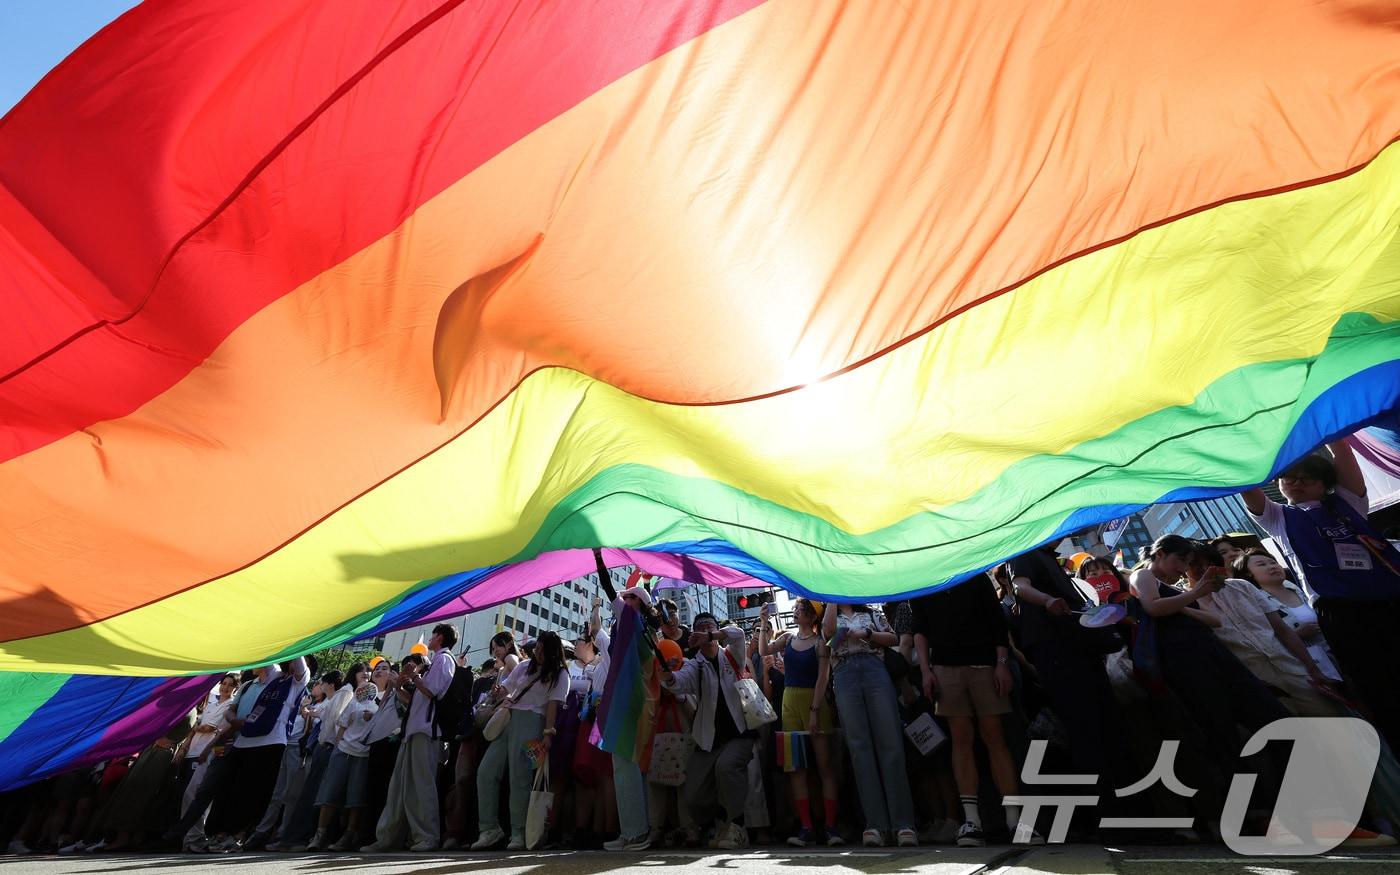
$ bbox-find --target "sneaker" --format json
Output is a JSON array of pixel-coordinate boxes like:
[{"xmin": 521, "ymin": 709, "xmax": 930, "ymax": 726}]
[
  {"xmin": 715, "ymin": 823, "xmax": 748, "ymax": 851},
  {"xmin": 329, "ymin": 833, "xmax": 360, "ymax": 852},
  {"xmin": 955, "ymin": 822, "xmax": 985, "ymax": 848},
  {"xmin": 603, "ymin": 835, "xmax": 629, "ymax": 851},
  {"xmin": 305, "ymin": 830, "xmax": 329, "ymax": 852},
  {"xmin": 410, "ymin": 840, "xmax": 440, "ymax": 852},
  {"xmin": 825, "ymin": 832, "xmax": 846, "ymax": 847},
  {"xmin": 896, "ymin": 828, "xmax": 917, "ymax": 847},
  {"xmin": 471, "ymin": 828, "xmax": 505, "ymax": 851},
  {"xmin": 1339, "ymin": 827, "xmax": 1397, "ymax": 848},
  {"xmin": 359, "ymin": 842, "xmax": 390, "ymax": 853},
  {"xmin": 504, "ymin": 837, "xmax": 525, "ymax": 851},
  {"xmin": 59, "ymin": 841, "xmax": 88, "ymax": 855},
  {"xmin": 6, "ymin": 840, "xmax": 32, "ymax": 856},
  {"xmin": 624, "ymin": 835, "xmax": 652, "ymax": 851},
  {"xmin": 787, "ymin": 828, "xmax": 817, "ymax": 848},
  {"xmin": 85, "ymin": 839, "xmax": 107, "ymax": 854},
  {"xmin": 440, "ymin": 837, "xmax": 460, "ymax": 851},
  {"xmin": 861, "ymin": 828, "xmax": 884, "ymax": 848}
]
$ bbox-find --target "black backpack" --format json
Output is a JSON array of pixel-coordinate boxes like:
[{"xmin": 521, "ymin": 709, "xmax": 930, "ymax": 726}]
[{"xmin": 428, "ymin": 660, "xmax": 474, "ymax": 741}]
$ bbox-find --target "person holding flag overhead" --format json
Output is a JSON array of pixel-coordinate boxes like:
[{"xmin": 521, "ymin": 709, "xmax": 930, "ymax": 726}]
[
  {"xmin": 1244, "ymin": 441, "xmax": 1400, "ymax": 751},
  {"xmin": 592, "ymin": 584, "xmax": 661, "ymax": 851}
]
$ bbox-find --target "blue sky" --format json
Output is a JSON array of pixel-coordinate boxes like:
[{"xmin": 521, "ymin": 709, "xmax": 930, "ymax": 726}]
[{"xmin": 0, "ymin": 1, "xmax": 141, "ymax": 117}]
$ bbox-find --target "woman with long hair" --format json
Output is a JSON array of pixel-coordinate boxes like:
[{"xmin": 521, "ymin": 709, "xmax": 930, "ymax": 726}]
[
  {"xmin": 1129, "ymin": 536, "xmax": 1291, "ymax": 823},
  {"xmin": 821, "ymin": 602, "xmax": 916, "ymax": 847},
  {"xmin": 473, "ymin": 631, "xmax": 569, "ymax": 850},
  {"xmin": 761, "ymin": 598, "xmax": 840, "ymax": 847},
  {"xmin": 1231, "ymin": 549, "xmax": 1341, "ymax": 680}
]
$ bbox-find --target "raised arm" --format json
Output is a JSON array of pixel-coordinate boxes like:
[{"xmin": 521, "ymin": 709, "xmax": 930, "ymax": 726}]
[
  {"xmin": 1130, "ymin": 570, "xmax": 1219, "ymax": 618},
  {"xmin": 1327, "ymin": 440, "xmax": 1366, "ymax": 499}
]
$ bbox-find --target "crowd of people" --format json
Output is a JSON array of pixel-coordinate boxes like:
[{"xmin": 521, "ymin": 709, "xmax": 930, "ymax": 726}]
[{"xmin": 4, "ymin": 440, "xmax": 1400, "ymax": 856}]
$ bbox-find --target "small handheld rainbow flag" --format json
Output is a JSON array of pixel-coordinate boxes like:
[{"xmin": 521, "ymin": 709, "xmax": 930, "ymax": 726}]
[{"xmin": 775, "ymin": 731, "xmax": 811, "ymax": 772}]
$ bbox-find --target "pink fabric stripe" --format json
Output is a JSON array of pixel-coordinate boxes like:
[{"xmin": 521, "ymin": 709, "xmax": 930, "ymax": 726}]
[{"xmin": 402, "ymin": 548, "xmax": 764, "ymax": 629}]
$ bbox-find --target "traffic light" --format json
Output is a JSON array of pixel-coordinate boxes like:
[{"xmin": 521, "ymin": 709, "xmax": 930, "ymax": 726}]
[{"xmin": 737, "ymin": 594, "xmax": 750, "ymax": 609}]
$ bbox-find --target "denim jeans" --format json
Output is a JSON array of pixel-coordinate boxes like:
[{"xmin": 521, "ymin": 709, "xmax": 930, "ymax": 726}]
[
  {"xmin": 478, "ymin": 710, "xmax": 544, "ymax": 840},
  {"xmin": 832, "ymin": 653, "xmax": 915, "ymax": 832},
  {"xmin": 612, "ymin": 753, "xmax": 650, "ymax": 840}
]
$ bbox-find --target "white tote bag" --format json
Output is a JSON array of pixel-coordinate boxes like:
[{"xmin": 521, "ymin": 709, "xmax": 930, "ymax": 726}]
[
  {"xmin": 902, "ymin": 711, "xmax": 948, "ymax": 757},
  {"xmin": 524, "ymin": 764, "xmax": 553, "ymax": 850}
]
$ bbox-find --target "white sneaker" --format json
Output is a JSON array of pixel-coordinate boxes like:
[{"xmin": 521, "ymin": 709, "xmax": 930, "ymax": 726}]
[
  {"xmin": 624, "ymin": 834, "xmax": 653, "ymax": 851},
  {"xmin": 6, "ymin": 840, "xmax": 32, "ymax": 856},
  {"xmin": 505, "ymin": 837, "xmax": 525, "ymax": 851},
  {"xmin": 602, "ymin": 835, "xmax": 628, "ymax": 851},
  {"xmin": 955, "ymin": 822, "xmax": 985, "ymax": 848},
  {"xmin": 896, "ymin": 828, "xmax": 918, "ymax": 847},
  {"xmin": 716, "ymin": 823, "xmax": 749, "ymax": 850},
  {"xmin": 471, "ymin": 828, "xmax": 505, "ymax": 851},
  {"xmin": 409, "ymin": 840, "xmax": 439, "ymax": 852},
  {"xmin": 305, "ymin": 830, "xmax": 329, "ymax": 852},
  {"xmin": 359, "ymin": 842, "xmax": 390, "ymax": 853},
  {"xmin": 861, "ymin": 828, "xmax": 884, "ymax": 847},
  {"xmin": 59, "ymin": 841, "xmax": 86, "ymax": 855}
]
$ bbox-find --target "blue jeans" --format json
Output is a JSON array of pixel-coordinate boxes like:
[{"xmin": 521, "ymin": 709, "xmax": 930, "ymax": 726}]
[
  {"xmin": 612, "ymin": 753, "xmax": 650, "ymax": 839},
  {"xmin": 833, "ymin": 654, "xmax": 915, "ymax": 832}
]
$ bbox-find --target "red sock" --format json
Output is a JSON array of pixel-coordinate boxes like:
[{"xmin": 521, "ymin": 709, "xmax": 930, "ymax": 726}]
[
  {"xmin": 795, "ymin": 798, "xmax": 813, "ymax": 830},
  {"xmin": 824, "ymin": 798, "xmax": 838, "ymax": 829}
]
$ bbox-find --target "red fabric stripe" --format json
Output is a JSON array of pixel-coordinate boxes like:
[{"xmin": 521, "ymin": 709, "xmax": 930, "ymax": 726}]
[{"xmin": 0, "ymin": 0, "xmax": 764, "ymax": 461}]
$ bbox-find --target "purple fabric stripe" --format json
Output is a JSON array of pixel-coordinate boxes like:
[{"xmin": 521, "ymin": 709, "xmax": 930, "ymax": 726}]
[
  {"xmin": 81, "ymin": 674, "xmax": 217, "ymax": 764},
  {"xmin": 400, "ymin": 547, "xmax": 763, "ymax": 629}
]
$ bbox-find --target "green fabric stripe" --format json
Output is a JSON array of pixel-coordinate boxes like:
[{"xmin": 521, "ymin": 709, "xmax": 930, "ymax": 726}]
[
  {"xmin": 0, "ymin": 673, "xmax": 70, "ymax": 745},
  {"xmin": 503, "ymin": 314, "xmax": 1400, "ymax": 598}
]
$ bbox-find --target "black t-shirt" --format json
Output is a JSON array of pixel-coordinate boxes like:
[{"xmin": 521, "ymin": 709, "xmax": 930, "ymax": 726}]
[
  {"xmin": 1008, "ymin": 547, "xmax": 1089, "ymax": 651},
  {"xmin": 705, "ymin": 653, "xmax": 745, "ymax": 744},
  {"xmin": 909, "ymin": 576, "xmax": 1011, "ymax": 666}
]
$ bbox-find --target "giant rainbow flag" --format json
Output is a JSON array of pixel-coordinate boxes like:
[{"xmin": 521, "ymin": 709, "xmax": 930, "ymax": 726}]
[{"xmin": 2, "ymin": 0, "xmax": 1400, "ymax": 786}]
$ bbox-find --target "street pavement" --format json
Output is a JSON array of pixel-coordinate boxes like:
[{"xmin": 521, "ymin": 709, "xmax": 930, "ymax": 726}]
[{"xmin": 4, "ymin": 845, "xmax": 1399, "ymax": 875}]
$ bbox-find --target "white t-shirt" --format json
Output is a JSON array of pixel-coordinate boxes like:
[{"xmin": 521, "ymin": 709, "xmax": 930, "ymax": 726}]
[
  {"xmin": 504, "ymin": 660, "xmax": 570, "ymax": 714},
  {"xmin": 364, "ymin": 691, "xmax": 404, "ymax": 745},
  {"xmin": 318, "ymin": 685, "xmax": 355, "ymax": 748},
  {"xmin": 234, "ymin": 657, "xmax": 310, "ymax": 749},
  {"xmin": 1249, "ymin": 486, "xmax": 1368, "ymax": 603},
  {"xmin": 337, "ymin": 695, "xmax": 380, "ymax": 757},
  {"xmin": 567, "ymin": 660, "xmax": 593, "ymax": 696},
  {"xmin": 186, "ymin": 698, "xmax": 234, "ymax": 760}
]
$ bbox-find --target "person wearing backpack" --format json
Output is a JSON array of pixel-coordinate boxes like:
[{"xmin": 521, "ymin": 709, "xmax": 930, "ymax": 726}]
[{"xmin": 361, "ymin": 624, "xmax": 458, "ymax": 853}]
